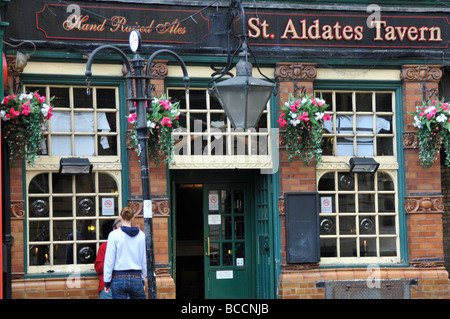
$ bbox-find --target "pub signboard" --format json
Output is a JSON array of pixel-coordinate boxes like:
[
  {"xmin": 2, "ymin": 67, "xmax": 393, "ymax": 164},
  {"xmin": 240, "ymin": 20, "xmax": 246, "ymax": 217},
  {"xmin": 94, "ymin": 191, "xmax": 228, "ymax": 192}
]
[{"xmin": 5, "ymin": 0, "xmax": 450, "ymax": 59}]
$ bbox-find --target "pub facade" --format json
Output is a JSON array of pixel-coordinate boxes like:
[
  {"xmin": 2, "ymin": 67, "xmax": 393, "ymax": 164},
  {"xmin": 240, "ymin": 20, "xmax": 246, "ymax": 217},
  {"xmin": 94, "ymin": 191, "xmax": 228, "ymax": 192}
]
[{"xmin": 2, "ymin": 0, "xmax": 450, "ymax": 299}]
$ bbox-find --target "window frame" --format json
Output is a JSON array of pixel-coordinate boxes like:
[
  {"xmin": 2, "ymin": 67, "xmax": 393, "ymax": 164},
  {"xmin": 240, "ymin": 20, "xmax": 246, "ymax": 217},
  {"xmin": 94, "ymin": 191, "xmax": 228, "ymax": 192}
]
[
  {"xmin": 314, "ymin": 80, "xmax": 407, "ymax": 265},
  {"xmin": 21, "ymin": 74, "xmax": 129, "ymax": 274},
  {"xmin": 165, "ymin": 77, "xmax": 276, "ymax": 170}
]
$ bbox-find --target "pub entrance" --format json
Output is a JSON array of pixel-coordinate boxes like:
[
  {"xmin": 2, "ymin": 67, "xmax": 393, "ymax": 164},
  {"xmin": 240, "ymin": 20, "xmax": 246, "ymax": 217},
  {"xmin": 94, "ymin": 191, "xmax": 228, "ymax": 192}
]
[{"xmin": 171, "ymin": 170, "xmax": 278, "ymax": 299}]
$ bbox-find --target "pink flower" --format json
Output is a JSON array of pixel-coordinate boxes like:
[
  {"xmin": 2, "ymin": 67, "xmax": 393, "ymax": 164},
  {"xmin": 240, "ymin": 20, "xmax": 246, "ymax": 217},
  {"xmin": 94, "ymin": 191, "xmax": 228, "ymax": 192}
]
[
  {"xmin": 38, "ymin": 96, "xmax": 46, "ymax": 103},
  {"xmin": 127, "ymin": 113, "xmax": 136, "ymax": 124},
  {"xmin": 160, "ymin": 100, "xmax": 171, "ymax": 110},
  {"xmin": 299, "ymin": 112, "xmax": 310, "ymax": 122},
  {"xmin": 10, "ymin": 108, "xmax": 20, "ymax": 117},
  {"xmin": 161, "ymin": 116, "xmax": 172, "ymax": 127},
  {"xmin": 21, "ymin": 104, "xmax": 31, "ymax": 115},
  {"xmin": 277, "ymin": 117, "xmax": 287, "ymax": 127},
  {"xmin": 290, "ymin": 105, "xmax": 297, "ymax": 112},
  {"xmin": 323, "ymin": 114, "xmax": 331, "ymax": 121}
]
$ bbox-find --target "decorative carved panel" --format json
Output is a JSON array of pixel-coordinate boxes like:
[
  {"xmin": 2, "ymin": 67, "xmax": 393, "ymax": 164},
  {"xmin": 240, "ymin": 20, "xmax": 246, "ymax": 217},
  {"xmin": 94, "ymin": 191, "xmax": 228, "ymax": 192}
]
[
  {"xmin": 401, "ymin": 65, "xmax": 443, "ymax": 82},
  {"xmin": 127, "ymin": 197, "xmax": 170, "ymax": 217},
  {"xmin": 11, "ymin": 200, "xmax": 25, "ymax": 219},
  {"xmin": 274, "ymin": 63, "xmax": 317, "ymax": 81},
  {"xmin": 405, "ymin": 195, "xmax": 444, "ymax": 214},
  {"xmin": 403, "ymin": 131, "xmax": 417, "ymax": 149}
]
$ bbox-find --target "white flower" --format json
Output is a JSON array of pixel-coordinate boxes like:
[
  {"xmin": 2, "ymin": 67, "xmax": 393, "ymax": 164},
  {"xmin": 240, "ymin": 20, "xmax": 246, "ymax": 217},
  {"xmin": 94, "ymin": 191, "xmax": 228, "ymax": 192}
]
[
  {"xmin": 41, "ymin": 103, "xmax": 50, "ymax": 117},
  {"xmin": 315, "ymin": 112, "xmax": 324, "ymax": 121},
  {"xmin": 301, "ymin": 97, "xmax": 308, "ymax": 104},
  {"xmin": 290, "ymin": 119, "xmax": 300, "ymax": 126},
  {"xmin": 147, "ymin": 121, "xmax": 156, "ymax": 128},
  {"xmin": 0, "ymin": 110, "xmax": 9, "ymax": 121},
  {"xmin": 19, "ymin": 93, "xmax": 33, "ymax": 101},
  {"xmin": 425, "ymin": 106, "xmax": 436, "ymax": 114},
  {"xmin": 413, "ymin": 116, "xmax": 422, "ymax": 128},
  {"xmin": 436, "ymin": 114, "xmax": 447, "ymax": 123}
]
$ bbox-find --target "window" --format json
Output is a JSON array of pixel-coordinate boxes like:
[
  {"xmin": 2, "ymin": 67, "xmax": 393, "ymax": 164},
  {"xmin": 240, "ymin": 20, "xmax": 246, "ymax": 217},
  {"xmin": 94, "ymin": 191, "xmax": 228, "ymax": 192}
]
[
  {"xmin": 318, "ymin": 171, "xmax": 399, "ymax": 263},
  {"xmin": 24, "ymin": 85, "xmax": 119, "ymax": 157},
  {"xmin": 318, "ymin": 91, "xmax": 395, "ymax": 157},
  {"xmin": 23, "ymin": 84, "xmax": 123, "ymax": 273},
  {"xmin": 316, "ymin": 89, "xmax": 400, "ymax": 263},
  {"xmin": 168, "ymin": 87, "xmax": 273, "ymax": 169},
  {"xmin": 27, "ymin": 172, "xmax": 120, "ymax": 271}
]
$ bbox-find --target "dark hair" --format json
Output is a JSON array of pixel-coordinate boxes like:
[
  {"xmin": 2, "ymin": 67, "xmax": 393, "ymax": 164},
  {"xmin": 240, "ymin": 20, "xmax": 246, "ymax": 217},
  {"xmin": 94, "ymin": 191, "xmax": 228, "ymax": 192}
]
[{"xmin": 120, "ymin": 206, "xmax": 136, "ymax": 221}]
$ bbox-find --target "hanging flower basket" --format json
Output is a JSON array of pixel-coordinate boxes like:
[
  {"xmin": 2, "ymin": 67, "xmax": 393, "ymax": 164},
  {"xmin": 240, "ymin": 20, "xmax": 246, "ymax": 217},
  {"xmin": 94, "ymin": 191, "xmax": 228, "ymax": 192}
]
[
  {"xmin": 409, "ymin": 97, "xmax": 450, "ymax": 168},
  {"xmin": 128, "ymin": 95, "xmax": 181, "ymax": 166},
  {"xmin": 277, "ymin": 93, "xmax": 331, "ymax": 166},
  {"xmin": 0, "ymin": 92, "xmax": 53, "ymax": 163}
]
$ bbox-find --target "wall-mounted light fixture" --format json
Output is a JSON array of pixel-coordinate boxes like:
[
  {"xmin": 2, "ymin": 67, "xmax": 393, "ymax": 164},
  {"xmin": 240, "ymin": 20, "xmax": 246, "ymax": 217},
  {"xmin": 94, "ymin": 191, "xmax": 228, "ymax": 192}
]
[
  {"xmin": 59, "ymin": 158, "xmax": 93, "ymax": 175},
  {"xmin": 208, "ymin": 0, "xmax": 276, "ymax": 130},
  {"xmin": 349, "ymin": 157, "xmax": 379, "ymax": 173},
  {"xmin": 3, "ymin": 39, "xmax": 36, "ymax": 70}
]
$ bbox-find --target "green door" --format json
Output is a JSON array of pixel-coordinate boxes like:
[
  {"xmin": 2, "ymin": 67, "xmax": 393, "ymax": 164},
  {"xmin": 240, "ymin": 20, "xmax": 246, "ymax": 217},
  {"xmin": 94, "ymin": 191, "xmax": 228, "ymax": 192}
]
[{"xmin": 203, "ymin": 184, "xmax": 253, "ymax": 299}]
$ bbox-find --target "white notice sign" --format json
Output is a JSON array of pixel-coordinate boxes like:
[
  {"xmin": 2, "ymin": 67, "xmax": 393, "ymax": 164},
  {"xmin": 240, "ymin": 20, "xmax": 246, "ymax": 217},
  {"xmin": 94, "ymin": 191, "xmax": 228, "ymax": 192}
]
[
  {"xmin": 321, "ymin": 197, "xmax": 333, "ymax": 213},
  {"xmin": 208, "ymin": 214, "xmax": 221, "ymax": 225},
  {"xmin": 102, "ymin": 198, "xmax": 114, "ymax": 216},
  {"xmin": 216, "ymin": 270, "xmax": 233, "ymax": 279},
  {"xmin": 143, "ymin": 200, "xmax": 152, "ymax": 218}
]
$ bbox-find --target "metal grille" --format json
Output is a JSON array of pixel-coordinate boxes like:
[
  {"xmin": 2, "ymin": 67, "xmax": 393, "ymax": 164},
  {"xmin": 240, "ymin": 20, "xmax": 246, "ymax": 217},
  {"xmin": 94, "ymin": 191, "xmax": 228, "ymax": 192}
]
[{"xmin": 323, "ymin": 279, "xmax": 411, "ymax": 299}]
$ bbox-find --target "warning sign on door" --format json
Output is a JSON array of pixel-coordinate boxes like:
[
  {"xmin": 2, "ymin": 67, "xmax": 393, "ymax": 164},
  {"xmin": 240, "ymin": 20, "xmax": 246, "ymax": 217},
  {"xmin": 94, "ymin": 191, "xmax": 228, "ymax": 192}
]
[{"xmin": 208, "ymin": 191, "xmax": 219, "ymax": 211}]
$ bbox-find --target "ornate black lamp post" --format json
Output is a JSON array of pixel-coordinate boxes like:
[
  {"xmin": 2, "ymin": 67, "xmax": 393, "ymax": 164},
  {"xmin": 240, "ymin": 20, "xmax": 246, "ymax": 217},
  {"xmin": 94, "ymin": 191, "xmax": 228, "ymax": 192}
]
[{"xmin": 85, "ymin": 30, "xmax": 189, "ymax": 299}]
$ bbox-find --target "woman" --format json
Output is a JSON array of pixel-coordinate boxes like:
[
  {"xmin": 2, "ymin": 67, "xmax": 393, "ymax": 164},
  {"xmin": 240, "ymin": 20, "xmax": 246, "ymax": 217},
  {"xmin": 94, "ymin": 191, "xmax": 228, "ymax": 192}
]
[
  {"xmin": 95, "ymin": 218, "xmax": 121, "ymax": 299},
  {"xmin": 103, "ymin": 207, "xmax": 147, "ymax": 299}
]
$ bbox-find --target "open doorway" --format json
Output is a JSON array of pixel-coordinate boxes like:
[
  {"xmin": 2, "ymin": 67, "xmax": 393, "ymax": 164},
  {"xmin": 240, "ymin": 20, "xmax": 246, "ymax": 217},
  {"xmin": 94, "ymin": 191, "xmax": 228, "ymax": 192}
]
[{"xmin": 175, "ymin": 183, "xmax": 204, "ymax": 299}]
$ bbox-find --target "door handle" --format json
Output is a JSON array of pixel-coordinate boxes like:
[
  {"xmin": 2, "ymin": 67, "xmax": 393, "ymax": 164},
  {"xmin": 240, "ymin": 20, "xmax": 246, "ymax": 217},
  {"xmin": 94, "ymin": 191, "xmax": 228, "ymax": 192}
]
[{"xmin": 205, "ymin": 237, "xmax": 210, "ymax": 256}]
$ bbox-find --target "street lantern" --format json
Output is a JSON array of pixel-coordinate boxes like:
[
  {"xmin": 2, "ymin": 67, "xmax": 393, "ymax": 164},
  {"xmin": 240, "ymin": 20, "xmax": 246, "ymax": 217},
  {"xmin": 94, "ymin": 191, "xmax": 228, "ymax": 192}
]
[
  {"xmin": 209, "ymin": 0, "xmax": 275, "ymax": 130},
  {"xmin": 85, "ymin": 30, "xmax": 189, "ymax": 299},
  {"xmin": 213, "ymin": 57, "xmax": 275, "ymax": 130}
]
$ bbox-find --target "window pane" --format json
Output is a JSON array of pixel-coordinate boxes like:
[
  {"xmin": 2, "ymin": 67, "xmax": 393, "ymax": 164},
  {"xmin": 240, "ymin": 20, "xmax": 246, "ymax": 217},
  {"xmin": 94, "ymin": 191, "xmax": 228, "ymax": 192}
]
[
  {"xmin": 356, "ymin": 93, "xmax": 372, "ymax": 112},
  {"xmin": 223, "ymin": 242, "xmax": 233, "ymax": 266},
  {"xmin": 339, "ymin": 194, "xmax": 355, "ymax": 213},
  {"xmin": 378, "ymin": 172, "xmax": 394, "ymax": 190},
  {"xmin": 77, "ymin": 197, "xmax": 95, "ymax": 217},
  {"xmin": 318, "ymin": 172, "xmax": 335, "ymax": 191},
  {"xmin": 335, "ymin": 92, "xmax": 352, "ymax": 112},
  {"xmin": 340, "ymin": 238, "xmax": 356, "ymax": 257},
  {"xmin": 77, "ymin": 244, "xmax": 97, "ymax": 263},
  {"xmin": 320, "ymin": 216, "xmax": 336, "ymax": 235},
  {"xmin": 358, "ymin": 173, "xmax": 374, "ymax": 191},
  {"xmin": 73, "ymin": 88, "xmax": 93, "ymax": 108},
  {"xmin": 98, "ymin": 173, "xmax": 118, "ymax": 193},
  {"xmin": 53, "ymin": 174, "xmax": 72, "ymax": 193},
  {"xmin": 378, "ymin": 194, "xmax": 395, "ymax": 212},
  {"xmin": 358, "ymin": 194, "xmax": 375, "ymax": 212},
  {"xmin": 359, "ymin": 216, "xmax": 375, "ymax": 234},
  {"xmin": 29, "ymin": 220, "xmax": 49, "ymax": 241},
  {"xmin": 53, "ymin": 197, "xmax": 73, "ymax": 218},
  {"xmin": 338, "ymin": 173, "xmax": 354, "ymax": 190},
  {"xmin": 29, "ymin": 173, "xmax": 49, "ymax": 194},
  {"xmin": 30, "ymin": 244, "xmax": 50, "ymax": 266},
  {"xmin": 55, "ymin": 220, "xmax": 74, "ymax": 242},
  {"xmin": 320, "ymin": 238, "xmax": 337, "ymax": 257},
  {"xmin": 339, "ymin": 216, "xmax": 356, "ymax": 235},
  {"xmin": 29, "ymin": 198, "xmax": 49, "ymax": 217},
  {"xmin": 97, "ymin": 89, "xmax": 116, "ymax": 109},
  {"xmin": 77, "ymin": 220, "xmax": 97, "ymax": 240},
  {"xmin": 50, "ymin": 87, "xmax": 70, "ymax": 108},
  {"xmin": 76, "ymin": 174, "xmax": 95, "ymax": 193},
  {"xmin": 379, "ymin": 216, "xmax": 396, "ymax": 234},
  {"xmin": 380, "ymin": 237, "xmax": 397, "ymax": 256},
  {"xmin": 377, "ymin": 137, "xmax": 394, "ymax": 156},
  {"xmin": 376, "ymin": 93, "xmax": 392, "ymax": 112},
  {"xmin": 360, "ymin": 238, "xmax": 376, "ymax": 256}
]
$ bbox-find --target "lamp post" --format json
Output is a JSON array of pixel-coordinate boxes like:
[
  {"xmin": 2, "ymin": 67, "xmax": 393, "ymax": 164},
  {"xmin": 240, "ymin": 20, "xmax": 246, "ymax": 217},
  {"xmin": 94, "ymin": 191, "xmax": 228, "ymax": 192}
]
[{"xmin": 85, "ymin": 30, "xmax": 189, "ymax": 299}]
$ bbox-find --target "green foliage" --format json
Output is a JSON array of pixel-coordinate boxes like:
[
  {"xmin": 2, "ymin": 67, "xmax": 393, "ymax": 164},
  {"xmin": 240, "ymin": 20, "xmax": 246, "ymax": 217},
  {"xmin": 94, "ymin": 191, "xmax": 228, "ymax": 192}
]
[
  {"xmin": 0, "ymin": 92, "xmax": 53, "ymax": 163},
  {"xmin": 277, "ymin": 93, "xmax": 331, "ymax": 166}
]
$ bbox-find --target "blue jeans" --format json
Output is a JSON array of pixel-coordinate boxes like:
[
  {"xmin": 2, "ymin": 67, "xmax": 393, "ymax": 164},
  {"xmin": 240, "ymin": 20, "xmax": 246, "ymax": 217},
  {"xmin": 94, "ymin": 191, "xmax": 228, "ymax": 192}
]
[{"xmin": 111, "ymin": 275, "xmax": 146, "ymax": 299}]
